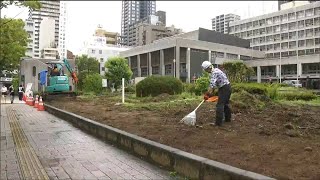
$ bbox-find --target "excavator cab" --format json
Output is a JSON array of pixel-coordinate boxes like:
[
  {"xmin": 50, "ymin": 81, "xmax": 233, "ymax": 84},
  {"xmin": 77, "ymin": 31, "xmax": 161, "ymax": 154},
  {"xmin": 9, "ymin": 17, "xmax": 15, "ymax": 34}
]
[{"xmin": 45, "ymin": 61, "xmax": 70, "ymax": 93}]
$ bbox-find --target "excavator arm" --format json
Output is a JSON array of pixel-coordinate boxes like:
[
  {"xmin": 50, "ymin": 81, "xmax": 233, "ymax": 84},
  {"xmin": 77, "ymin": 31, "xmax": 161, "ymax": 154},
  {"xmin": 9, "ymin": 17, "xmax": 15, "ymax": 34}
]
[{"xmin": 63, "ymin": 58, "xmax": 78, "ymax": 84}]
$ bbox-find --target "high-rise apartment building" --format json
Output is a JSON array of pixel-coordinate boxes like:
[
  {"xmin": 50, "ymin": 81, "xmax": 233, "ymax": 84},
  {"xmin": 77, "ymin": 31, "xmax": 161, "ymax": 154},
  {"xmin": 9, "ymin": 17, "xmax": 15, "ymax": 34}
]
[
  {"xmin": 58, "ymin": 2, "xmax": 67, "ymax": 58},
  {"xmin": 212, "ymin": 14, "xmax": 240, "ymax": 34},
  {"xmin": 24, "ymin": 18, "xmax": 35, "ymax": 57},
  {"xmin": 27, "ymin": 1, "xmax": 66, "ymax": 58},
  {"xmin": 229, "ymin": 2, "xmax": 320, "ymax": 59},
  {"xmin": 121, "ymin": 0, "xmax": 156, "ymax": 46},
  {"xmin": 229, "ymin": 2, "xmax": 320, "ymax": 84},
  {"xmin": 278, "ymin": 1, "xmax": 316, "ymax": 10}
]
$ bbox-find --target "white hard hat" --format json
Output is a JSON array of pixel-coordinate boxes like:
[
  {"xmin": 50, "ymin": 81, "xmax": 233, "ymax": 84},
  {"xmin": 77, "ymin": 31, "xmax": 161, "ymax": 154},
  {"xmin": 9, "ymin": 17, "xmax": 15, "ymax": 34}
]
[{"xmin": 201, "ymin": 61, "xmax": 212, "ymax": 70}]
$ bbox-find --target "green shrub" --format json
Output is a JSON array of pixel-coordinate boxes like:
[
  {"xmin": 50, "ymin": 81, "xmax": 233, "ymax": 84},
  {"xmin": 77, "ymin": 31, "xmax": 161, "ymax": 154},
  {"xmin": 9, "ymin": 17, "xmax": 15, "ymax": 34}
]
[
  {"xmin": 232, "ymin": 83, "xmax": 268, "ymax": 96},
  {"xmin": 83, "ymin": 73, "xmax": 103, "ymax": 94},
  {"xmin": 125, "ymin": 85, "xmax": 136, "ymax": 93},
  {"xmin": 279, "ymin": 91, "xmax": 317, "ymax": 101},
  {"xmin": 136, "ymin": 76, "xmax": 183, "ymax": 97},
  {"xmin": 183, "ymin": 83, "xmax": 196, "ymax": 94},
  {"xmin": 194, "ymin": 74, "xmax": 210, "ymax": 96}
]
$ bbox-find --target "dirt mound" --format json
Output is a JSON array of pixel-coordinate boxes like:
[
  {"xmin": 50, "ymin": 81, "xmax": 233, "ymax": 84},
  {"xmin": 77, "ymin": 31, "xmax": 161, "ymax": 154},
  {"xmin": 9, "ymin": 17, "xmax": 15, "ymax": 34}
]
[{"xmin": 152, "ymin": 93, "xmax": 171, "ymax": 102}]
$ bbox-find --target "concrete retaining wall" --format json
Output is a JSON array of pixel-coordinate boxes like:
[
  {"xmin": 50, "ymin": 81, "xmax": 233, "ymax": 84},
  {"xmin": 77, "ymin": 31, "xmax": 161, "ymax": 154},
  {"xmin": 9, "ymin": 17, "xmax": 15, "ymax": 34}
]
[{"xmin": 45, "ymin": 104, "xmax": 275, "ymax": 180}]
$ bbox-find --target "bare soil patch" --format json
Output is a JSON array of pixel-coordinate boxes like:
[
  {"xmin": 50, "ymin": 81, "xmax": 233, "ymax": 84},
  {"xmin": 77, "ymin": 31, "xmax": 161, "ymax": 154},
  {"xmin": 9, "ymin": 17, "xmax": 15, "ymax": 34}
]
[{"xmin": 48, "ymin": 95, "xmax": 320, "ymax": 180}]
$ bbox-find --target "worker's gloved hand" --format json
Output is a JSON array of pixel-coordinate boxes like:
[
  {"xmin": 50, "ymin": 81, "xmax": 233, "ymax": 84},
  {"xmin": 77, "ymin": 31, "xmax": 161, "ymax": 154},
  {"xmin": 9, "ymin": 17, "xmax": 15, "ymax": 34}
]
[
  {"xmin": 204, "ymin": 94, "xmax": 209, "ymax": 100},
  {"xmin": 205, "ymin": 91, "xmax": 214, "ymax": 98}
]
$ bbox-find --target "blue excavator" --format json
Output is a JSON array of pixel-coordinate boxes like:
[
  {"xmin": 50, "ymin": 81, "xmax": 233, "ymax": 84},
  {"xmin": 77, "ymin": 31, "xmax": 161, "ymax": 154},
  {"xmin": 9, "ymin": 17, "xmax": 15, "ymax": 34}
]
[{"xmin": 41, "ymin": 58, "xmax": 78, "ymax": 100}]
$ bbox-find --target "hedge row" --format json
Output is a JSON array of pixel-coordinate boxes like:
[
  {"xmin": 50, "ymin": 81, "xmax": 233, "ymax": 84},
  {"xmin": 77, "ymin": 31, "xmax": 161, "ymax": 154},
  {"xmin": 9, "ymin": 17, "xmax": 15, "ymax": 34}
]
[{"xmin": 136, "ymin": 76, "xmax": 183, "ymax": 97}]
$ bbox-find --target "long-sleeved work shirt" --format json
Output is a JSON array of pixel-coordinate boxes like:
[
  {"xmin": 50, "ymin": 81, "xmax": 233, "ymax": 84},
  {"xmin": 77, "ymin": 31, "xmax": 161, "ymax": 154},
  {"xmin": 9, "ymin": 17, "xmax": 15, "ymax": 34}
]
[{"xmin": 209, "ymin": 68, "xmax": 230, "ymax": 89}]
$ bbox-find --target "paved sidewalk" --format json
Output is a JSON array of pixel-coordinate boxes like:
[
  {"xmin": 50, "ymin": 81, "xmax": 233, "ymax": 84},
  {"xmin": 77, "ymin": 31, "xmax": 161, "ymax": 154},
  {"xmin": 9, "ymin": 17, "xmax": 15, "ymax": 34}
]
[
  {"xmin": 1, "ymin": 104, "xmax": 170, "ymax": 180},
  {"xmin": 1, "ymin": 96, "xmax": 24, "ymax": 104}
]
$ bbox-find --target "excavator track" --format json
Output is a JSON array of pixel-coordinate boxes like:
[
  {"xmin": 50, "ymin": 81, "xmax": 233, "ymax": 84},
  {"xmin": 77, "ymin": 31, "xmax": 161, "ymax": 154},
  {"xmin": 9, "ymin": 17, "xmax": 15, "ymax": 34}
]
[{"xmin": 42, "ymin": 92, "xmax": 76, "ymax": 101}]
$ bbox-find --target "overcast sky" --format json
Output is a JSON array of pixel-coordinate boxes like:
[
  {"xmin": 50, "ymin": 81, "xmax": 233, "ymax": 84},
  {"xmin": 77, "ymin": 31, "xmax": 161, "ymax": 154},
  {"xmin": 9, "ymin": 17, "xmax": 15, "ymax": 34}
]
[{"xmin": 2, "ymin": 1, "xmax": 278, "ymax": 54}]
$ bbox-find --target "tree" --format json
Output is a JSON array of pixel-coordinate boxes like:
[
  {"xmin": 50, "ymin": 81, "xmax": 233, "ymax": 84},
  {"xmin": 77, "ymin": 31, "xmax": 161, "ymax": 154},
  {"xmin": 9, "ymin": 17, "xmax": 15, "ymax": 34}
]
[
  {"xmin": 83, "ymin": 73, "xmax": 103, "ymax": 94},
  {"xmin": 0, "ymin": 1, "xmax": 41, "ymax": 10},
  {"xmin": 75, "ymin": 55, "xmax": 100, "ymax": 75},
  {"xmin": 105, "ymin": 56, "xmax": 132, "ymax": 90},
  {"xmin": 0, "ymin": 1, "xmax": 41, "ymax": 73},
  {"xmin": 0, "ymin": 18, "xmax": 28, "ymax": 72},
  {"xmin": 75, "ymin": 55, "xmax": 100, "ymax": 90},
  {"xmin": 222, "ymin": 61, "xmax": 255, "ymax": 83}
]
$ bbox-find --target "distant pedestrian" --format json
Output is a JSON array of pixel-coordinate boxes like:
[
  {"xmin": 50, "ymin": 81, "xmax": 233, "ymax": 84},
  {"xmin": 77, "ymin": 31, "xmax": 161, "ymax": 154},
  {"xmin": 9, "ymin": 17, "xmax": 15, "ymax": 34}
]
[
  {"xmin": 18, "ymin": 85, "xmax": 24, "ymax": 101},
  {"xmin": 1, "ymin": 85, "xmax": 8, "ymax": 103},
  {"xmin": 9, "ymin": 85, "xmax": 14, "ymax": 104}
]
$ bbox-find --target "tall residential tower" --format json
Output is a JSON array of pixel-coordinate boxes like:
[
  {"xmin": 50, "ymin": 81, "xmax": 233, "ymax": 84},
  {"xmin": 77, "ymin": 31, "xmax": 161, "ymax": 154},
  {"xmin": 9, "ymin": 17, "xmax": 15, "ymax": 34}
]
[
  {"xmin": 211, "ymin": 14, "xmax": 240, "ymax": 34},
  {"xmin": 121, "ymin": 0, "xmax": 156, "ymax": 46},
  {"xmin": 27, "ymin": 1, "xmax": 67, "ymax": 58}
]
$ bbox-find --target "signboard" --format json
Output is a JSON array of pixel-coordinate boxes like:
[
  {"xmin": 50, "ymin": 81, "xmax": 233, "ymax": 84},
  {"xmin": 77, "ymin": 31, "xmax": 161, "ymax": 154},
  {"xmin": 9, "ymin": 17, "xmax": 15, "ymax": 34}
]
[
  {"xmin": 25, "ymin": 83, "xmax": 33, "ymax": 92},
  {"xmin": 102, "ymin": 79, "xmax": 108, "ymax": 87}
]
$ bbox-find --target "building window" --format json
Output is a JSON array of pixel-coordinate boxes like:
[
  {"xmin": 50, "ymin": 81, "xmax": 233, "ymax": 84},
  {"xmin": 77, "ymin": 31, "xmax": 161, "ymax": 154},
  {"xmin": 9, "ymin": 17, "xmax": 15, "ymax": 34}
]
[
  {"xmin": 99, "ymin": 50, "xmax": 102, "ymax": 54},
  {"xmin": 91, "ymin": 49, "xmax": 95, "ymax": 54},
  {"xmin": 32, "ymin": 66, "xmax": 36, "ymax": 77},
  {"xmin": 100, "ymin": 58, "xmax": 104, "ymax": 63}
]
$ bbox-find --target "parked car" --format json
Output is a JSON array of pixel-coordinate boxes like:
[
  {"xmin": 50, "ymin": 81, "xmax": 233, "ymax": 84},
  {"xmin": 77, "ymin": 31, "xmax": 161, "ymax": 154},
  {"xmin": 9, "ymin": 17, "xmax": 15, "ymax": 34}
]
[{"xmin": 282, "ymin": 80, "xmax": 302, "ymax": 88}]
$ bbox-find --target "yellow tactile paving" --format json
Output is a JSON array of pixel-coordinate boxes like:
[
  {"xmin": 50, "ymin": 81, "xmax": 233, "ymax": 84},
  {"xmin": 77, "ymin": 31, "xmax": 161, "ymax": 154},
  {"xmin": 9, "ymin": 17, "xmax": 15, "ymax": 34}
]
[{"xmin": 7, "ymin": 107, "xmax": 49, "ymax": 180}]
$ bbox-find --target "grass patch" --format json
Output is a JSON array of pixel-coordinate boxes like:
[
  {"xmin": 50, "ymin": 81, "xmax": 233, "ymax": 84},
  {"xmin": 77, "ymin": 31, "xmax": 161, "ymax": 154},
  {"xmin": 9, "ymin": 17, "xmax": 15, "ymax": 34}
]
[
  {"xmin": 276, "ymin": 97, "xmax": 320, "ymax": 107},
  {"xmin": 230, "ymin": 90, "xmax": 266, "ymax": 111}
]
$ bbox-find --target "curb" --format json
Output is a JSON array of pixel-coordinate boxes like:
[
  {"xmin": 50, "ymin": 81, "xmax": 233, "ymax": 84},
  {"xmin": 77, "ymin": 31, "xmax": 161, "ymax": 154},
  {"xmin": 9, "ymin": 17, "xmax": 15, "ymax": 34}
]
[{"xmin": 45, "ymin": 104, "xmax": 275, "ymax": 180}]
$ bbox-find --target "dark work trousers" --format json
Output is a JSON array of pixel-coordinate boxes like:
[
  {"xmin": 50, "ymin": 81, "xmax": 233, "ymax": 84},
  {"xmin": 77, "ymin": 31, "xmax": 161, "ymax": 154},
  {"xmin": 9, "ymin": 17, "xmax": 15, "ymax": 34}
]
[
  {"xmin": 19, "ymin": 92, "xmax": 23, "ymax": 101},
  {"xmin": 215, "ymin": 83, "xmax": 232, "ymax": 126}
]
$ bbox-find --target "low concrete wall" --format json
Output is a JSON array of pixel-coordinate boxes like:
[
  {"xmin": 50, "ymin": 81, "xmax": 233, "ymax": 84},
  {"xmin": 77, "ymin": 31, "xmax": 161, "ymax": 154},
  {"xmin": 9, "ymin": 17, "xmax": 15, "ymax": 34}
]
[{"xmin": 45, "ymin": 104, "xmax": 275, "ymax": 180}]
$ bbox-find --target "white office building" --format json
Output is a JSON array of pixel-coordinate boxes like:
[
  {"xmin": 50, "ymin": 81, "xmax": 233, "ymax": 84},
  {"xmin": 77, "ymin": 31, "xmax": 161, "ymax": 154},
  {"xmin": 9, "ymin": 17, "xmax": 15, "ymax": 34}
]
[
  {"xmin": 212, "ymin": 14, "xmax": 240, "ymax": 34},
  {"xmin": 24, "ymin": 19, "xmax": 35, "ymax": 57},
  {"xmin": 79, "ymin": 36, "xmax": 130, "ymax": 75},
  {"xmin": 58, "ymin": 2, "xmax": 67, "ymax": 58},
  {"xmin": 228, "ymin": 2, "xmax": 320, "ymax": 85},
  {"xmin": 27, "ymin": 1, "xmax": 66, "ymax": 59}
]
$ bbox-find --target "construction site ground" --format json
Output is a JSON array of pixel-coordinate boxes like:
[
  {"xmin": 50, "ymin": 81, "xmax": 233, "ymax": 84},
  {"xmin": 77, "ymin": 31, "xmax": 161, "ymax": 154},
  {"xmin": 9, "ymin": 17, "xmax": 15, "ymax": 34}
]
[{"xmin": 48, "ymin": 93, "xmax": 320, "ymax": 180}]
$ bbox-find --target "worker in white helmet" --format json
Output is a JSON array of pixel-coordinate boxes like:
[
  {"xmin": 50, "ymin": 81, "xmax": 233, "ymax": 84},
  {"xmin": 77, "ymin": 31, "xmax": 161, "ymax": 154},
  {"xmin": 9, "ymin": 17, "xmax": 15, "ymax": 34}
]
[{"xmin": 201, "ymin": 61, "xmax": 231, "ymax": 126}]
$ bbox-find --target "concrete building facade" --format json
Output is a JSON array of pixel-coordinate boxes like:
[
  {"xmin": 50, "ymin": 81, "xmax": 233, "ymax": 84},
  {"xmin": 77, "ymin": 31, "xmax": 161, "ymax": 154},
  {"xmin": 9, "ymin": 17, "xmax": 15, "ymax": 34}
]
[
  {"xmin": 24, "ymin": 19, "xmax": 35, "ymax": 57},
  {"xmin": 79, "ymin": 35, "xmax": 130, "ymax": 76},
  {"xmin": 28, "ymin": 1, "xmax": 66, "ymax": 58},
  {"xmin": 121, "ymin": 11, "xmax": 182, "ymax": 47},
  {"xmin": 119, "ymin": 28, "xmax": 264, "ymax": 83},
  {"xmin": 95, "ymin": 25, "xmax": 120, "ymax": 45},
  {"xmin": 212, "ymin": 14, "xmax": 240, "ymax": 34},
  {"xmin": 39, "ymin": 17, "xmax": 56, "ymax": 51},
  {"xmin": 278, "ymin": 1, "xmax": 316, "ymax": 10},
  {"xmin": 136, "ymin": 23, "xmax": 182, "ymax": 46},
  {"xmin": 41, "ymin": 48, "xmax": 59, "ymax": 59},
  {"xmin": 58, "ymin": 2, "xmax": 67, "ymax": 58},
  {"xmin": 121, "ymin": 0, "xmax": 156, "ymax": 46},
  {"xmin": 229, "ymin": 2, "xmax": 320, "ymax": 84}
]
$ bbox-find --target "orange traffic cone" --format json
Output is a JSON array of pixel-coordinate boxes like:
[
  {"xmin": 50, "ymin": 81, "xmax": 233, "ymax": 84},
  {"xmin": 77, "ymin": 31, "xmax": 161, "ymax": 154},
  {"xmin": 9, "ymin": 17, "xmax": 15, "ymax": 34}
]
[
  {"xmin": 23, "ymin": 94, "xmax": 26, "ymax": 102},
  {"xmin": 34, "ymin": 95, "xmax": 39, "ymax": 108},
  {"xmin": 30, "ymin": 96, "xmax": 34, "ymax": 106},
  {"xmin": 37, "ymin": 96, "xmax": 45, "ymax": 111},
  {"xmin": 26, "ymin": 96, "xmax": 30, "ymax": 105}
]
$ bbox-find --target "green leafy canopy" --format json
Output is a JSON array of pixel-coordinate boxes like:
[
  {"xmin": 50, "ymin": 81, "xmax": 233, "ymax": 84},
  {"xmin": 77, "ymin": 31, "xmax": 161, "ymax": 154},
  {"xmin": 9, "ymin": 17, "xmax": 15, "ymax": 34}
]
[
  {"xmin": 104, "ymin": 56, "xmax": 133, "ymax": 89},
  {"xmin": 0, "ymin": 1, "xmax": 41, "ymax": 10},
  {"xmin": 0, "ymin": 18, "xmax": 28, "ymax": 72}
]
